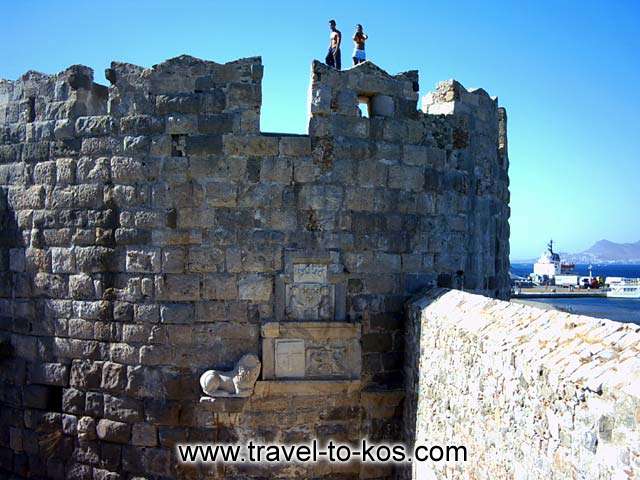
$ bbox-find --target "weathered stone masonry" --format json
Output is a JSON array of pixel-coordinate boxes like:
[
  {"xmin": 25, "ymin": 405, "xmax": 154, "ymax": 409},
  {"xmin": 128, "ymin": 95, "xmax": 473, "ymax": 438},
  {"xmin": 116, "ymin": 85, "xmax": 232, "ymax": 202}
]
[
  {"xmin": 0, "ymin": 55, "xmax": 509, "ymax": 479},
  {"xmin": 404, "ymin": 289, "xmax": 640, "ymax": 479}
]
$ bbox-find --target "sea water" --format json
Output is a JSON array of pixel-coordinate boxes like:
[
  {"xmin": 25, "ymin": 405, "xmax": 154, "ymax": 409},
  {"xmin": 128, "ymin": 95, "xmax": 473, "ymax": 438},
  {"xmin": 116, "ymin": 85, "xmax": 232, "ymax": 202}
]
[{"xmin": 510, "ymin": 263, "xmax": 640, "ymax": 325}]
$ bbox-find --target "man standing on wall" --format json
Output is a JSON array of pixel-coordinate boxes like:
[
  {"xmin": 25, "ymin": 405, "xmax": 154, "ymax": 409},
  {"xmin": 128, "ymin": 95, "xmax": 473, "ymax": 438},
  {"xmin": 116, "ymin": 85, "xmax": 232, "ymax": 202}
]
[
  {"xmin": 352, "ymin": 24, "xmax": 368, "ymax": 65},
  {"xmin": 325, "ymin": 19, "xmax": 342, "ymax": 70}
]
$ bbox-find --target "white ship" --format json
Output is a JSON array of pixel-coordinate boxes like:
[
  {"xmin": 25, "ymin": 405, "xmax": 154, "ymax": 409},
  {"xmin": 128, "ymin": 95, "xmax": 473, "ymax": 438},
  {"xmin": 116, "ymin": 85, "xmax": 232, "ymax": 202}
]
[
  {"xmin": 607, "ymin": 280, "xmax": 640, "ymax": 298},
  {"xmin": 533, "ymin": 240, "xmax": 574, "ymax": 281}
]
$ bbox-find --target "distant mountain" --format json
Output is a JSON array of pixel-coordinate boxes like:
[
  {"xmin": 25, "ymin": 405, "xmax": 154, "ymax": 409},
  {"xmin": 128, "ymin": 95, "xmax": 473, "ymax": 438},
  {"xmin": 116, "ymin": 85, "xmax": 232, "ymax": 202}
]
[{"xmin": 562, "ymin": 239, "xmax": 640, "ymax": 264}]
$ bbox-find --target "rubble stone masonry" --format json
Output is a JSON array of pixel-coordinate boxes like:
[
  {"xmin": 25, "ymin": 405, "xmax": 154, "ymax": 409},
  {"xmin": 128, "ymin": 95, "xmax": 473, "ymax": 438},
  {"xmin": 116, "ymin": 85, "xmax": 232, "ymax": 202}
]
[
  {"xmin": 0, "ymin": 55, "xmax": 510, "ymax": 479},
  {"xmin": 404, "ymin": 289, "xmax": 640, "ymax": 479}
]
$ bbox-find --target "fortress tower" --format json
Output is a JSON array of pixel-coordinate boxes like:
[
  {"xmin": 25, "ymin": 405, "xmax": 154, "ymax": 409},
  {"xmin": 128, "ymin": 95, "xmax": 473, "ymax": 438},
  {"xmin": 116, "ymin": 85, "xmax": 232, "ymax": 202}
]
[{"xmin": 0, "ymin": 55, "xmax": 509, "ymax": 479}]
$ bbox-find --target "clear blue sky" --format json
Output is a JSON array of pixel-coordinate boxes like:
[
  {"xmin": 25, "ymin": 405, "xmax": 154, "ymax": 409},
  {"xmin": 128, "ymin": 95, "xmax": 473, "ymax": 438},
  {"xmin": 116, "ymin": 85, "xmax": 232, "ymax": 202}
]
[{"xmin": 1, "ymin": 0, "xmax": 639, "ymax": 260}]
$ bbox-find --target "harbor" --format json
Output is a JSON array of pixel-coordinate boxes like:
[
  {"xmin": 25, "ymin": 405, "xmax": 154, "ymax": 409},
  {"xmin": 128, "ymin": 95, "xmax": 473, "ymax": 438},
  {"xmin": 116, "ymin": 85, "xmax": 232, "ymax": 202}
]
[
  {"xmin": 511, "ymin": 240, "xmax": 640, "ymax": 298},
  {"xmin": 512, "ymin": 288, "xmax": 606, "ymax": 299},
  {"xmin": 510, "ymin": 241, "xmax": 640, "ymax": 324}
]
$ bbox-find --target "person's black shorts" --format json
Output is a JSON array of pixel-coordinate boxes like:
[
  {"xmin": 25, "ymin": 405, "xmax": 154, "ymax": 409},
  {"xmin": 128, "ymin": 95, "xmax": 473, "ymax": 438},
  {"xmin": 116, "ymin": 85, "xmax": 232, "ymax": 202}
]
[{"xmin": 325, "ymin": 47, "xmax": 341, "ymax": 70}]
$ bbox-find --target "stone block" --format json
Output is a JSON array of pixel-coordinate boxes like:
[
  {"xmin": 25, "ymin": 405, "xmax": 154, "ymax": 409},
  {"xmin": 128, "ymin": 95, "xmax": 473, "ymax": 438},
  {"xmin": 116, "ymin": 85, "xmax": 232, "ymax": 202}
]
[
  {"xmin": 238, "ymin": 183, "xmax": 283, "ymax": 209},
  {"xmin": 101, "ymin": 362, "xmax": 126, "ymax": 392},
  {"xmin": 105, "ymin": 342, "xmax": 136, "ymax": 365},
  {"xmin": 185, "ymin": 135, "xmax": 223, "ymax": 156},
  {"xmin": 96, "ymin": 419, "xmax": 130, "ymax": 444},
  {"xmin": 160, "ymin": 303, "xmax": 195, "ymax": 324},
  {"xmin": 110, "ymin": 157, "xmax": 150, "ymax": 184},
  {"xmin": 70, "ymin": 359, "xmax": 103, "ymax": 389},
  {"xmin": 370, "ymin": 94, "xmax": 395, "ymax": 117},
  {"xmin": 201, "ymin": 89, "xmax": 226, "ymax": 113},
  {"xmin": 126, "ymin": 248, "xmax": 161, "ymax": 273},
  {"xmin": 123, "ymin": 135, "xmax": 151, "ymax": 154},
  {"xmin": 135, "ymin": 304, "xmax": 160, "ymax": 323},
  {"xmin": 8, "ymin": 186, "xmax": 45, "ymax": 209},
  {"xmin": 113, "ymin": 302, "xmax": 134, "ymax": 322},
  {"xmin": 75, "ymin": 247, "xmax": 114, "ymax": 273},
  {"xmin": 139, "ymin": 345, "xmax": 171, "ymax": 366},
  {"xmin": 298, "ymin": 185, "xmax": 343, "ymax": 210},
  {"xmin": 238, "ymin": 274, "xmax": 272, "ymax": 302},
  {"xmin": 403, "ymin": 145, "xmax": 429, "ymax": 166},
  {"xmin": 166, "ymin": 114, "xmax": 198, "ymax": 134},
  {"xmin": 120, "ymin": 114, "xmax": 164, "ymax": 135},
  {"xmin": 156, "ymin": 94, "xmax": 200, "ymax": 114},
  {"xmin": 9, "ymin": 248, "xmax": 26, "ymax": 272},
  {"xmin": 203, "ymin": 181, "xmax": 237, "ymax": 207},
  {"xmin": 51, "ymin": 247, "xmax": 76, "ymax": 273},
  {"xmin": 293, "ymin": 263, "xmax": 327, "ymax": 283},
  {"xmin": 197, "ymin": 114, "xmax": 234, "ymax": 135},
  {"xmin": 77, "ymin": 416, "xmax": 97, "ymax": 441},
  {"xmin": 279, "ymin": 136, "xmax": 311, "ymax": 156},
  {"xmin": 223, "ymin": 135, "xmax": 279, "ymax": 157},
  {"xmin": 260, "ymin": 157, "xmax": 292, "ymax": 183},
  {"xmin": 126, "ymin": 365, "xmax": 164, "ymax": 398},
  {"xmin": 23, "ymin": 384, "xmax": 51, "ymax": 409},
  {"xmin": 32, "ymin": 273, "xmax": 67, "ymax": 297},
  {"xmin": 62, "ymin": 414, "xmax": 78, "ymax": 435},
  {"xmin": 93, "ymin": 468, "xmax": 122, "ymax": 480},
  {"xmin": 155, "ymin": 274, "xmax": 200, "ymax": 301},
  {"xmin": 56, "ymin": 158, "xmax": 76, "ymax": 185},
  {"xmin": 310, "ymin": 84, "xmax": 332, "ymax": 114},
  {"xmin": 85, "ymin": 391, "xmax": 104, "ymax": 416},
  {"xmin": 202, "ymin": 274, "xmax": 238, "ymax": 300},
  {"xmin": 62, "ymin": 387, "xmax": 85, "ymax": 414},
  {"xmin": 107, "ymin": 185, "xmax": 147, "ymax": 209},
  {"xmin": 188, "ymin": 246, "xmax": 224, "ymax": 273},
  {"xmin": 227, "ymin": 82, "xmax": 261, "ymax": 108},
  {"xmin": 252, "ymin": 380, "xmax": 361, "ymax": 397},
  {"xmin": 77, "ymin": 157, "xmax": 111, "ymax": 183},
  {"xmin": 75, "ymin": 116, "xmax": 115, "ymax": 137},
  {"xmin": 161, "ymin": 247, "xmax": 186, "ymax": 273},
  {"xmin": 24, "ymin": 248, "xmax": 49, "ymax": 274},
  {"xmin": 103, "ymin": 394, "xmax": 143, "ymax": 422},
  {"xmin": 388, "ymin": 165, "xmax": 424, "ymax": 191},
  {"xmin": 132, "ymin": 423, "xmax": 157, "ymax": 447},
  {"xmin": 69, "ymin": 274, "xmax": 95, "ymax": 299},
  {"xmin": 28, "ymin": 362, "xmax": 69, "ymax": 386},
  {"xmin": 33, "ymin": 161, "xmax": 56, "ymax": 185}
]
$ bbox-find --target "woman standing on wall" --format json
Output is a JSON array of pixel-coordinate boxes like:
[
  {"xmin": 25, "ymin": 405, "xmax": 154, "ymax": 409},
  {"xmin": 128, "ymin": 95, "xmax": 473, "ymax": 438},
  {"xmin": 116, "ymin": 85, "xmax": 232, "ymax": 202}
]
[{"xmin": 352, "ymin": 24, "xmax": 368, "ymax": 65}]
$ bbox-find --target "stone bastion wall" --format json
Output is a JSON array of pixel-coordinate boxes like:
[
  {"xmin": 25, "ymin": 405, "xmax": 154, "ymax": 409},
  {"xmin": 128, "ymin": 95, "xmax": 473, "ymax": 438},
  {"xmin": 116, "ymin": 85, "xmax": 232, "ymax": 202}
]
[
  {"xmin": 404, "ymin": 289, "xmax": 640, "ymax": 479},
  {"xmin": 0, "ymin": 55, "xmax": 509, "ymax": 479}
]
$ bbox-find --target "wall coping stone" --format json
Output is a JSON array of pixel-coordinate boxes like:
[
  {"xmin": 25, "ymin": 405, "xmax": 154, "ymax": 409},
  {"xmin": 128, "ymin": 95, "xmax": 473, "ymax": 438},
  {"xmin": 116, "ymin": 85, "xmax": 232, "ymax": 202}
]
[{"xmin": 253, "ymin": 380, "xmax": 361, "ymax": 397}]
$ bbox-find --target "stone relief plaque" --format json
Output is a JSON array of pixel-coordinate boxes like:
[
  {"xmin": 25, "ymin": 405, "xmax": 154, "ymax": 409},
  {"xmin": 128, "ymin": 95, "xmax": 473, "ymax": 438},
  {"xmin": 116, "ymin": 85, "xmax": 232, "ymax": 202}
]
[
  {"xmin": 275, "ymin": 251, "xmax": 346, "ymax": 322},
  {"xmin": 306, "ymin": 346, "xmax": 348, "ymax": 377},
  {"xmin": 262, "ymin": 322, "xmax": 361, "ymax": 381},
  {"xmin": 285, "ymin": 283, "xmax": 334, "ymax": 321},
  {"xmin": 264, "ymin": 250, "xmax": 357, "ymax": 381},
  {"xmin": 293, "ymin": 263, "xmax": 327, "ymax": 283},
  {"xmin": 274, "ymin": 339, "xmax": 305, "ymax": 378}
]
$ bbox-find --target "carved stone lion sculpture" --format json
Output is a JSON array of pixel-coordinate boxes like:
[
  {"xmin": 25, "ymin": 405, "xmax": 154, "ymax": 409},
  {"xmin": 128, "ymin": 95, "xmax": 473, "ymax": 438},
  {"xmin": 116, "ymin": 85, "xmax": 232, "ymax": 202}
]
[{"xmin": 199, "ymin": 354, "xmax": 261, "ymax": 398}]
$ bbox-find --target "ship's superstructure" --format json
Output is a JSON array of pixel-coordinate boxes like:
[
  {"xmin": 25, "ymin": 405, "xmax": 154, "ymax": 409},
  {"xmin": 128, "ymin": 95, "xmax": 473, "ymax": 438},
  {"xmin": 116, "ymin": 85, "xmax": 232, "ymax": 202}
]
[{"xmin": 533, "ymin": 240, "xmax": 562, "ymax": 279}]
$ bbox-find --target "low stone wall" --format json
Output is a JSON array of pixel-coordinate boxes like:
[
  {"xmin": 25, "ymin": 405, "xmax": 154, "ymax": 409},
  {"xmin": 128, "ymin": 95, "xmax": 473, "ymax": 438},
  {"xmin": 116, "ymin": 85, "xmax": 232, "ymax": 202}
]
[{"xmin": 403, "ymin": 289, "xmax": 640, "ymax": 479}]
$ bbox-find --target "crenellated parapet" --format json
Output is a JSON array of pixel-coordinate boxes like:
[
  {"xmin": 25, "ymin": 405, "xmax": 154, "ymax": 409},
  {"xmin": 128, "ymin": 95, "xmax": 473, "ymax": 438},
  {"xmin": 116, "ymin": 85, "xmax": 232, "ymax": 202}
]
[
  {"xmin": 0, "ymin": 54, "xmax": 510, "ymax": 479},
  {"xmin": 0, "ymin": 66, "xmax": 107, "ymax": 146},
  {"xmin": 105, "ymin": 55, "xmax": 263, "ymax": 133}
]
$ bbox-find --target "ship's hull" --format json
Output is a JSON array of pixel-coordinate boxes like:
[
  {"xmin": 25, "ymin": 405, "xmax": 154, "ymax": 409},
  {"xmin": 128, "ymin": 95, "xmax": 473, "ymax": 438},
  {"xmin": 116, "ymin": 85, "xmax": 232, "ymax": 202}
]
[{"xmin": 607, "ymin": 285, "xmax": 640, "ymax": 298}]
